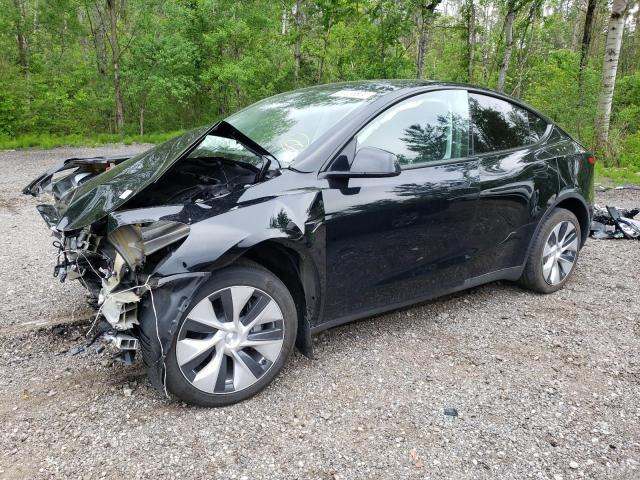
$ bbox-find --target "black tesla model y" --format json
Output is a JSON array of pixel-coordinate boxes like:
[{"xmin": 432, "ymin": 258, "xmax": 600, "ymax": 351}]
[{"xmin": 24, "ymin": 81, "xmax": 594, "ymax": 406}]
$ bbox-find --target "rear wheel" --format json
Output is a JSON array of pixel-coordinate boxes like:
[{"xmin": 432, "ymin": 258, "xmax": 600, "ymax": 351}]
[
  {"xmin": 164, "ymin": 263, "xmax": 297, "ymax": 407},
  {"xmin": 518, "ymin": 208, "xmax": 581, "ymax": 294}
]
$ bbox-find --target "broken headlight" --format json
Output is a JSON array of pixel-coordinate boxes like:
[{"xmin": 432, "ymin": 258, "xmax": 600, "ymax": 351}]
[{"xmin": 108, "ymin": 220, "xmax": 190, "ymax": 269}]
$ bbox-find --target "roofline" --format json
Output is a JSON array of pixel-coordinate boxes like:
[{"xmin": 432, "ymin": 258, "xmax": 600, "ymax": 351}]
[{"xmin": 289, "ymin": 81, "xmax": 559, "ymax": 173}]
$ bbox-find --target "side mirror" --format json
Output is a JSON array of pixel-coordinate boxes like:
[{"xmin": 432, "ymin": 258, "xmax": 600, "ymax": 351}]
[{"xmin": 322, "ymin": 146, "xmax": 401, "ymax": 179}]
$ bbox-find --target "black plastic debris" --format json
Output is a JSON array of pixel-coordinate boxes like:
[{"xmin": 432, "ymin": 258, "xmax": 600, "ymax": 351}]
[
  {"xmin": 444, "ymin": 407, "xmax": 458, "ymax": 417},
  {"xmin": 113, "ymin": 350, "xmax": 136, "ymax": 365},
  {"xmin": 590, "ymin": 205, "xmax": 640, "ymax": 240},
  {"xmin": 607, "ymin": 206, "xmax": 640, "ymax": 239}
]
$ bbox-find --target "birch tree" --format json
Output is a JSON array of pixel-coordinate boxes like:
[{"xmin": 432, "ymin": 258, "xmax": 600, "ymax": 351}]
[
  {"xmin": 496, "ymin": 0, "xmax": 531, "ymax": 92},
  {"xmin": 594, "ymin": 0, "xmax": 630, "ymax": 157}
]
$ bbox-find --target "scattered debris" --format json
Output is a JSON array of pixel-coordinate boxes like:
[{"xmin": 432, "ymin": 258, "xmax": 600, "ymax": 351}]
[
  {"xmin": 594, "ymin": 185, "xmax": 640, "ymax": 192},
  {"xmin": 51, "ymin": 325, "xmax": 65, "ymax": 336},
  {"xmin": 590, "ymin": 205, "xmax": 640, "ymax": 240},
  {"xmin": 444, "ymin": 407, "xmax": 458, "ymax": 417},
  {"xmin": 65, "ymin": 345, "xmax": 85, "ymax": 356}
]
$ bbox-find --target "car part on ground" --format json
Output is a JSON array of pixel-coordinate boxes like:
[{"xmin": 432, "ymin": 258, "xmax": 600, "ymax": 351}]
[
  {"xmin": 23, "ymin": 81, "xmax": 594, "ymax": 406},
  {"xmin": 590, "ymin": 205, "xmax": 640, "ymax": 240}
]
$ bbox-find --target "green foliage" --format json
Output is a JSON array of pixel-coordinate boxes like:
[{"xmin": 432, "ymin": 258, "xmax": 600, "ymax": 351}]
[
  {"xmin": 524, "ymin": 50, "xmax": 599, "ymax": 144},
  {"xmin": 595, "ymin": 162, "xmax": 640, "ymax": 186},
  {"xmin": 0, "ymin": 0, "xmax": 638, "ymax": 185},
  {"xmin": 614, "ymin": 72, "xmax": 640, "ymax": 133},
  {"xmin": 618, "ymin": 131, "xmax": 640, "ymax": 171}
]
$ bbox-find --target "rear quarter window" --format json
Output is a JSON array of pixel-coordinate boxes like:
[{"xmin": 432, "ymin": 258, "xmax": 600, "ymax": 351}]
[{"xmin": 470, "ymin": 93, "xmax": 547, "ymax": 154}]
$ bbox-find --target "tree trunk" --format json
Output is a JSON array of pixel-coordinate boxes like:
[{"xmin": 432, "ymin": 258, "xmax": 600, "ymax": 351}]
[
  {"xmin": 496, "ymin": 5, "xmax": 516, "ymax": 92},
  {"xmin": 317, "ymin": 16, "xmax": 333, "ymax": 82},
  {"xmin": 292, "ymin": 0, "xmax": 304, "ymax": 82},
  {"xmin": 95, "ymin": 8, "xmax": 108, "ymax": 77},
  {"xmin": 12, "ymin": 0, "xmax": 30, "ymax": 77},
  {"xmin": 416, "ymin": 19, "xmax": 428, "ymax": 79},
  {"xmin": 281, "ymin": 2, "xmax": 288, "ymax": 35},
  {"xmin": 511, "ymin": 0, "xmax": 539, "ymax": 98},
  {"xmin": 480, "ymin": 2, "xmax": 492, "ymax": 83},
  {"xmin": 415, "ymin": 1, "xmax": 441, "ymax": 80},
  {"xmin": 466, "ymin": 0, "xmax": 476, "ymax": 82},
  {"xmin": 576, "ymin": 0, "xmax": 597, "ymax": 138},
  {"xmin": 139, "ymin": 104, "xmax": 144, "ymax": 136},
  {"xmin": 107, "ymin": 0, "xmax": 124, "ymax": 134},
  {"xmin": 594, "ymin": 0, "xmax": 630, "ymax": 159},
  {"xmin": 631, "ymin": 4, "xmax": 640, "ymax": 71},
  {"xmin": 571, "ymin": 0, "xmax": 585, "ymax": 50},
  {"xmin": 579, "ymin": 0, "xmax": 597, "ymax": 76}
]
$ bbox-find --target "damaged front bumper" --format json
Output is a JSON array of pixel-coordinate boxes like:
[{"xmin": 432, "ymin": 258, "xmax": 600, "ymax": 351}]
[{"xmin": 51, "ymin": 221, "xmax": 210, "ymax": 382}]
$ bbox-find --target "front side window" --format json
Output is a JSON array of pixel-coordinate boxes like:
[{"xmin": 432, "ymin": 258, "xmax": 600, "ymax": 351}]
[
  {"xmin": 356, "ymin": 90, "xmax": 470, "ymax": 168},
  {"xmin": 470, "ymin": 93, "xmax": 547, "ymax": 153}
]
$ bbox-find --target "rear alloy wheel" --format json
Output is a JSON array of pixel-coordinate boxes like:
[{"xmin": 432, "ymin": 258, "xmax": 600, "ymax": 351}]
[
  {"xmin": 165, "ymin": 263, "xmax": 297, "ymax": 407},
  {"xmin": 518, "ymin": 208, "xmax": 581, "ymax": 294},
  {"xmin": 541, "ymin": 221, "xmax": 579, "ymax": 286}
]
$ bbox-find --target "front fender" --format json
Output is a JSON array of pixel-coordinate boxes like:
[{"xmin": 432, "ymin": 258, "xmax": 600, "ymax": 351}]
[{"xmin": 153, "ymin": 190, "xmax": 324, "ymax": 276}]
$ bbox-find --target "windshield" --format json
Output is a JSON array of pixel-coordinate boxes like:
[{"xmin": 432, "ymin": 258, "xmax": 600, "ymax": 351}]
[{"xmin": 225, "ymin": 83, "xmax": 392, "ymax": 165}]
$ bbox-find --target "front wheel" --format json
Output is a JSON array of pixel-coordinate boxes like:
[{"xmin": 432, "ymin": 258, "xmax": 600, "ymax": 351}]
[
  {"xmin": 163, "ymin": 262, "xmax": 297, "ymax": 407},
  {"xmin": 518, "ymin": 208, "xmax": 581, "ymax": 294}
]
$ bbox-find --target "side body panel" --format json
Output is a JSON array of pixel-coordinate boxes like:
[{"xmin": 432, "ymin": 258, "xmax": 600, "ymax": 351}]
[
  {"xmin": 321, "ymin": 160, "xmax": 480, "ymax": 321},
  {"xmin": 467, "ymin": 145, "xmax": 558, "ymax": 277},
  {"xmin": 554, "ymin": 129, "xmax": 595, "ymax": 206}
]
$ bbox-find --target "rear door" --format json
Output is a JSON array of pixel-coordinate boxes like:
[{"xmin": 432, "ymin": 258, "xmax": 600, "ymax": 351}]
[
  {"xmin": 321, "ymin": 89, "xmax": 480, "ymax": 321},
  {"xmin": 466, "ymin": 92, "xmax": 558, "ymax": 277}
]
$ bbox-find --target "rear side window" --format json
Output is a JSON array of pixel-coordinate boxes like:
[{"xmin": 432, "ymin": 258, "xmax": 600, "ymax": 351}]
[
  {"xmin": 356, "ymin": 89, "xmax": 470, "ymax": 168},
  {"xmin": 470, "ymin": 93, "xmax": 547, "ymax": 154}
]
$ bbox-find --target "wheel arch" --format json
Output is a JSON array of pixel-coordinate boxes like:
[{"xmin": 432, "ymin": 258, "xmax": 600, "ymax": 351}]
[
  {"xmin": 521, "ymin": 191, "xmax": 590, "ymax": 274},
  {"xmin": 240, "ymin": 240, "xmax": 321, "ymax": 358},
  {"xmin": 554, "ymin": 193, "xmax": 591, "ymax": 247}
]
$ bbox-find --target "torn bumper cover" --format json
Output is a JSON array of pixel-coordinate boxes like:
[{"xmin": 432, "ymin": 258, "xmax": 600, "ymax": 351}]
[{"xmin": 136, "ymin": 273, "xmax": 211, "ymax": 391}]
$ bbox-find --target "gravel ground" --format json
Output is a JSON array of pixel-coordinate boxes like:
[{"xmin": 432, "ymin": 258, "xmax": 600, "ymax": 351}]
[{"xmin": 0, "ymin": 146, "xmax": 639, "ymax": 480}]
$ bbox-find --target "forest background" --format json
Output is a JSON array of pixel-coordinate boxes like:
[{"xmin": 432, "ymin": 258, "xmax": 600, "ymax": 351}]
[{"xmin": 2, "ymin": 0, "xmax": 640, "ymax": 183}]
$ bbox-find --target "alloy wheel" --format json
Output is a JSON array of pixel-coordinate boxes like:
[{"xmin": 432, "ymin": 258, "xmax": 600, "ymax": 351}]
[
  {"xmin": 176, "ymin": 286, "xmax": 285, "ymax": 394},
  {"xmin": 542, "ymin": 220, "xmax": 578, "ymax": 285}
]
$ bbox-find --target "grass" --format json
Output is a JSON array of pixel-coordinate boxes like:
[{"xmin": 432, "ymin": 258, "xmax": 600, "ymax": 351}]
[
  {"xmin": 0, "ymin": 131, "xmax": 184, "ymax": 150},
  {"xmin": 595, "ymin": 162, "xmax": 640, "ymax": 186}
]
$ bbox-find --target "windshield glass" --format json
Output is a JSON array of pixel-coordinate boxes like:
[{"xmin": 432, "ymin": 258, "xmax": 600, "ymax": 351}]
[{"xmin": 225, "ymin": 83, "xmax": 394, "ymax": 165}]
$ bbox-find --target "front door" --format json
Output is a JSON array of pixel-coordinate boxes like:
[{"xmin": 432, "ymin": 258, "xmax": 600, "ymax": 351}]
[{"xmin": 321, "ymin": 89, "xmax": 480, "ymax": 322}]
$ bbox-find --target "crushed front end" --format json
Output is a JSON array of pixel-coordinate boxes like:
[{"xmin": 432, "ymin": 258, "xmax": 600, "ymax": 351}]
[
  {"xmin": 22, "ymin": 123, "xmax": 321, "ymax": 401},
  {"xmin": 45, "ymin": 201, "xmax": 192, "ymax": 364}
]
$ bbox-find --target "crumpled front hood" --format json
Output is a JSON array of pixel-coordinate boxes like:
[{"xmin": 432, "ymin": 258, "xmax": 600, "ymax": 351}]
[{"xmin": 56, "ymin": 126, "xmax": 210, "ymax": 231}]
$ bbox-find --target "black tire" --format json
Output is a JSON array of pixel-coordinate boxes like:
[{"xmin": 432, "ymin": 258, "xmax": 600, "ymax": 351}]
[
  {"xmin": 162, "ymin": 261, "xmax": 297, "ymax": 407},
  {"xmin": 518, "ymin": 208, "xmax": 581, "ymax": 294}
]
